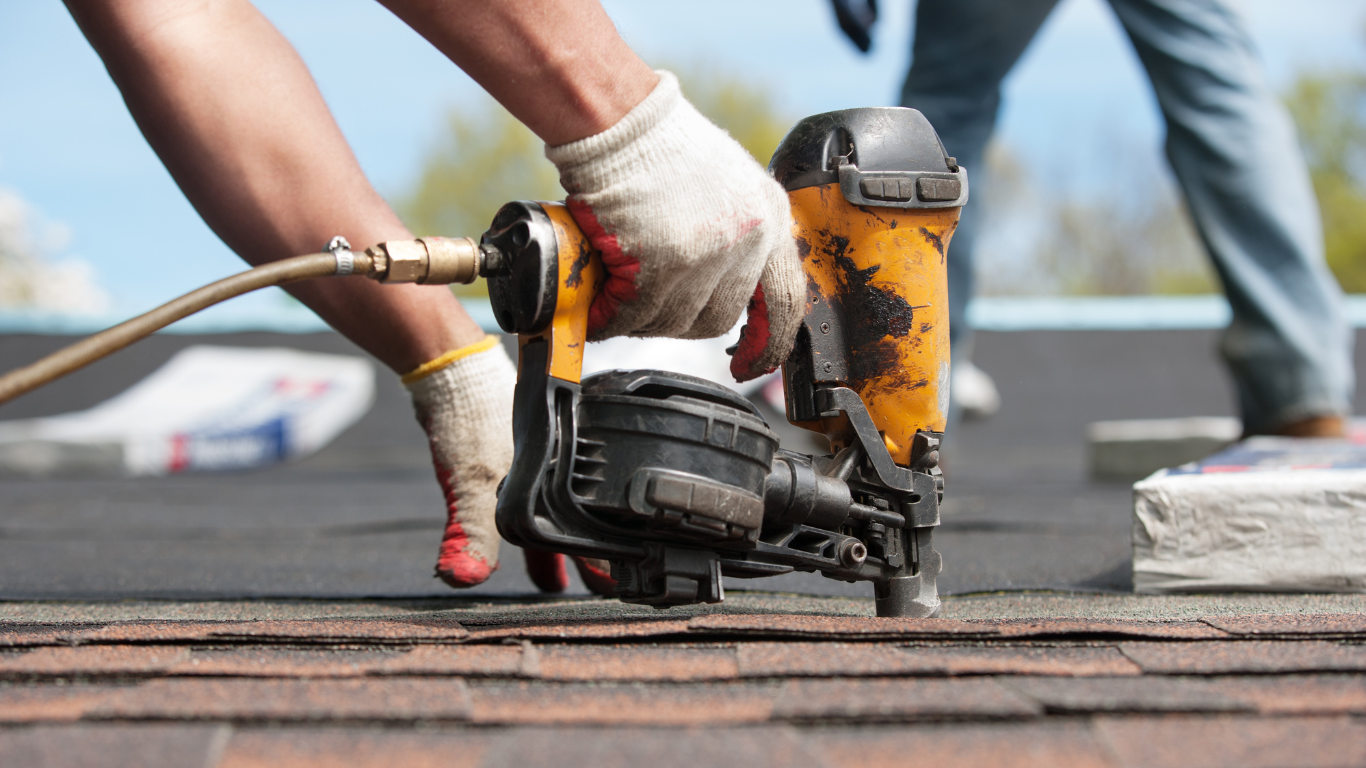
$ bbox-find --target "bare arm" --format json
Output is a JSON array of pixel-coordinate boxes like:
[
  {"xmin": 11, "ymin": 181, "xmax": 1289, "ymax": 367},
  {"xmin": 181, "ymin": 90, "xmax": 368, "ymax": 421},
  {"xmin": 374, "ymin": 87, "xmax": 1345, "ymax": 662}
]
[
  {"xmin": 64, "ymin": 0, "xmax": 484, "ymax": 373},
  {"xmin": 378, "ymin": 0, "xmax": 658, "ymax": 145},
  {"xmin": 63, "ymin": 0, "xmax": 658, "ymax": 370}
]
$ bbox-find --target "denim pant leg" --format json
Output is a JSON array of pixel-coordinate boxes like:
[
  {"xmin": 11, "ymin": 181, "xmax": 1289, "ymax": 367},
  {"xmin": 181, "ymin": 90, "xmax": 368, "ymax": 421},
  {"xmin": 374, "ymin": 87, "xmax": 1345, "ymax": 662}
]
[
  {"xmin": 1109, "ymin": 0, "xmax": 1354, "ymax": 432},
  {"xmin": 900, "ymin": 0, "xmax": 1061, "ymax": 363}
]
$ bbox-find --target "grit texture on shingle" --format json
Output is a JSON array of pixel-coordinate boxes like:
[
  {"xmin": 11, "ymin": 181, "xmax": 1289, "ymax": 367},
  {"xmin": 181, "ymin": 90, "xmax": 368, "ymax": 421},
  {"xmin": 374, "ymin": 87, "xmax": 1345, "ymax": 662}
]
[{"xmin": 1, "ymin": 595, "xmax": 1364, "ymax": 766}]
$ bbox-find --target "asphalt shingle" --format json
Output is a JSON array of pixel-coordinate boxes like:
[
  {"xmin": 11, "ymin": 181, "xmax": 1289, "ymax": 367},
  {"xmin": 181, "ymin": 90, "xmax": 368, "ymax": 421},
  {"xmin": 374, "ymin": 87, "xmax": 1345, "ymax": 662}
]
[
  {"xmin": 737, "ymin": 642, "xmax": 1141, "ymax": 678},
  {"xmin": 1119, "ymin": 640, "xmax": 1366, "ymax": 675},
  {"xmin": 806, "ymin": 723, "xmax": 1119, "ymax": 768},
  {"xmin": 89, "ymin": 678, "xmax": 474, "ymax": 722},
  {"xmin": 773, "ymin": 677, "xmax": 1043, "ymax": 721},
  {"xmin": 1001, "ymin": 676, "xmax": 1255, "ymax": 714},
  {"xmin": 1093, "ymin": 714, "xmax": 1366, "ymax": 768},
  {"xmin": 466, "ymin": 680, "xmax": 779, "ymax": 725}
]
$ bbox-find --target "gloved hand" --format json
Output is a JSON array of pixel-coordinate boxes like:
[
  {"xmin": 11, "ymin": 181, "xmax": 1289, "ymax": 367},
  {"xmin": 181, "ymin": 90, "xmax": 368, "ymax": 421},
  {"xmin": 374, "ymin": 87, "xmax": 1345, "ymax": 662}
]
[
  {"xmin": 405, "ymin": 338, "xmax": 617, "ymax": 596},
  {"xmin": 546, "ymin": 71, "xmax": 804, "ymax": 382},
  {"xmin": 404, "ymin": 336, "xmax": 515, "ymax": 587}
]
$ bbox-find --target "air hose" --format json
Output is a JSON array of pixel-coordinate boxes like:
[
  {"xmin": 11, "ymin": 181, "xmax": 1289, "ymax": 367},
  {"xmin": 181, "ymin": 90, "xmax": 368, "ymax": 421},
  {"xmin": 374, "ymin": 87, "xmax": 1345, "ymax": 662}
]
[{"xmin": 0, "ymin": 236, "xmax": 492, "ymax": 407}]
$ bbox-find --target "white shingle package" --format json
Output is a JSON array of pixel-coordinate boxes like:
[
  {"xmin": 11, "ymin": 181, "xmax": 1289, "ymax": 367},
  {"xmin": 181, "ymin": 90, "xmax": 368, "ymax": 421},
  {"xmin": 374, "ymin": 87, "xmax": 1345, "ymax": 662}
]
[{"xmin": 1133, "ymin": 433, "xmax": 1366, "ymax": 593}]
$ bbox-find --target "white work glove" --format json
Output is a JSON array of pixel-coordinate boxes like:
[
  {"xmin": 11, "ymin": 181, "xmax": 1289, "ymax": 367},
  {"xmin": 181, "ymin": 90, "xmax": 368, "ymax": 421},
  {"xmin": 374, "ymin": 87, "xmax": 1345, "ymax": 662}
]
[
  {"xmin": 404, "ymin": 336, "xmax": 515, "ymax": 588},
  {"xmin": 405, "ymin": 337, "xmax": 620, "ymax": 596},
  {"xmin": 546, "ymin": 71, "xmax": 804, "ymax": 382}
]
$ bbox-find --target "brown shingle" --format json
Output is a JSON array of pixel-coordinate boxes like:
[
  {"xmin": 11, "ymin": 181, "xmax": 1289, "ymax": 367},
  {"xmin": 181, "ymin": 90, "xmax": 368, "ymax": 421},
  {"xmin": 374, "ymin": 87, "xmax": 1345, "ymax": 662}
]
[
  {"xmin": 465, "ymin": 619, "xmax": 692, "ymax": 642},
  {"xmin": 1203, "ymin": 673, "xmax": 1366, "ymax": 715},
  {"xmin": 739, "ymin": 642, "xmax": 921, "ymax": 677},
  {"xmin": 738, "ymin": 643, "xmax": 1140, "ymax": 678},
  {"xmin": 1119, "ymin": 640, "xmax": 1366, "ymax": 674},
  {"xmin": 73, "ymin": 622, "xmax": 231, "ymax": 644},
  {"xmin": 807, "ymin": 722, "xmax": 1118, "ymax": 768},
  {"xmin": 219, "ymin": 727, "xmax": 493, "ymax": 768},
  {"xmin": 478, "ymin": 725, "xmax": 825, "ymax": 767},
  {"xmin": 88, "ymin": 677, "xmax": 472, "ymax": 721},
  {"xmin": 0, "ymin": 625, "xmax": 104, "ymax": 648},
  {"xmin": 169, "ymin": 647, "xmax": 403, "ymax": 678},
  {"xmin": 1001, "ymin": 676, "xmax": 1255, "ymax": 714},
  {"xmin": 0, "ymin": 723, "xmax": 226, "ymax": 768},
  {"xmin": 1094, "ymin": 714, "xmax": 1366, "ymax": 768},
  {"xmin": 773, "ymin": 677, "xmax": 1042, "ymax": 720},
  {"xmin": 1015, "ymin": 673, "xmax": 1366, "ymax": 717},
  {"xmin": 0, "ymin": 646, "xmax": 189, "ymax": 676},
  {"xmin": 467, "ymin": 680, "xmax": 778, "ymax": 725},
  {"xmin": 989, "ymin": 619, "xmax": 1229, "ymax": 640},
  {"xmin": 372, "ymin": 644, "xmax": 525, "ymax": 677},
  {"xmin": 688, "ymin": 614, "xmax": 994, "ymax": 639},
  {"xmin": 208, "ymin": 618, "xmax": 468, "ymax": 643},
  {"xmin": 535, "ymin": 644, "xmax": 739, "ymax": 681},
  {"xmin": 0, "ymin": 684, "xmax": 119, "ymax": 723},
  {"xmin": 1201, "ymin": 613, "xmax": 1366, "ymax": 637}
]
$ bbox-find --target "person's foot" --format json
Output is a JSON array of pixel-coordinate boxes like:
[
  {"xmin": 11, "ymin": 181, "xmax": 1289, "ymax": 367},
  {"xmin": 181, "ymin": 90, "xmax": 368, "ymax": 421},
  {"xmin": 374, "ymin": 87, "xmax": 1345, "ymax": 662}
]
[
  {"xmin": 523, "ymin": 550, "xmax": 617, "ymax": 596},
  {"xmin": 1265, "ymin": 415, "xmax": 1347, "ymax": 438},
  {"xmin": 952, "ymin": 360, "xmax": 1000, "ymax": 420}
]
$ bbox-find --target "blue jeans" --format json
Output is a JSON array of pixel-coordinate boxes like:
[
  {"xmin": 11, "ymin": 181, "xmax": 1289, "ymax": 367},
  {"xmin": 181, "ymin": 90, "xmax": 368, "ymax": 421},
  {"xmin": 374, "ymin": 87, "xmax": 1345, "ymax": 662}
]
[{"xmin": 901, "ymin": 0, "xmax": 1353, "ymax": 433}]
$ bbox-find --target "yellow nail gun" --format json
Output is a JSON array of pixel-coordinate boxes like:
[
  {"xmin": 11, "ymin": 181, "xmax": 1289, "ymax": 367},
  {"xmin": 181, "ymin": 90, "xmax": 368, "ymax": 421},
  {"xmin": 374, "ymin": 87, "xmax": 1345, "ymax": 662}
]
[
  {"xmin": 0, "ymin": 107, "xmax": 965, "ymax": 618},
  {"xmin": 482, "ymin": 107, "xmax": 965, "ymax": 617}
]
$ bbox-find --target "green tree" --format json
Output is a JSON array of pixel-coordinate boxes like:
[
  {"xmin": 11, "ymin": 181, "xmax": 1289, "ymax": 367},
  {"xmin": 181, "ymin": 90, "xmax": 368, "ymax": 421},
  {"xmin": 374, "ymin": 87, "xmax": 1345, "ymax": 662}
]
[
  {"xmin": 670, "ymin": 66, "xmax": 793, "ymax": 165},
  {"xmin": 1286, "ymin": 69, "xmax": 1366, "ymax": 291},
  {"xmin": 399, "ymin": 70, "xmax": 795, "ymax": 296},
  {"xmin": 974, "ymin": 141, "xmax": 1216, "ymax": 297},
  {"xmin": 1036, "ymin": 191, "xmax": 1213, "ymax": 296}
]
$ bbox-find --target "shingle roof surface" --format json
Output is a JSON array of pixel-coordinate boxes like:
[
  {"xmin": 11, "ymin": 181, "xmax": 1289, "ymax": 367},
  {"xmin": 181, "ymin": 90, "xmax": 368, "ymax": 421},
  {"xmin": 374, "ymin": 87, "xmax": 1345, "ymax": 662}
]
[{"xmin": 1, "ymin": 594, "xmax": 1364, "ymax": 767}]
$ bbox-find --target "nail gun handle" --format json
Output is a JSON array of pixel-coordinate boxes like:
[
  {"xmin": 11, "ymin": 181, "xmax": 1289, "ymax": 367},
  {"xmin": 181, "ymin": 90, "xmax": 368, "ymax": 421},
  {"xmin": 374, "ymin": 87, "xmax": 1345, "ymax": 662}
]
[
  {"xmin": 770, "ymin": 108, "xmax": 964, "ymax": 467},
  {"xmin": 482, "ymin": 201, "xmax": 604, "ymax": 384}
]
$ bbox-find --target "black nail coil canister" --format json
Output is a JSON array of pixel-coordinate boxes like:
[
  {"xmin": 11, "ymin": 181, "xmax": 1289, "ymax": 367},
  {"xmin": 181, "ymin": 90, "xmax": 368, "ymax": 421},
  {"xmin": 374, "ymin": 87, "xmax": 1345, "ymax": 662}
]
[{"xmin": 570, "ymin": 370, "xmax": 778, "ymax": 545}]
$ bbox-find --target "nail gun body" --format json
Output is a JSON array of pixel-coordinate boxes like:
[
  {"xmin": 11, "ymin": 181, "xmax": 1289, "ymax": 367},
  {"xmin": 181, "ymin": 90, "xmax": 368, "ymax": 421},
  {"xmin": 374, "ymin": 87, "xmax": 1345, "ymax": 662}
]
[{"xmin": 486, "ymin": 108, "xmax": 966, "ymax": 617}]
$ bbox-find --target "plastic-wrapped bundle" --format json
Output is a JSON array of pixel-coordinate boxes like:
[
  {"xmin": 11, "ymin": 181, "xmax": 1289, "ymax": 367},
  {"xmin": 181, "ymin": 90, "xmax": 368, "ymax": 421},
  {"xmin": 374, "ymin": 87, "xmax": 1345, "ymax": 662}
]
[{"xmin": 1133, "ymin": 433, "xmax": 1366, "ymax": 593}]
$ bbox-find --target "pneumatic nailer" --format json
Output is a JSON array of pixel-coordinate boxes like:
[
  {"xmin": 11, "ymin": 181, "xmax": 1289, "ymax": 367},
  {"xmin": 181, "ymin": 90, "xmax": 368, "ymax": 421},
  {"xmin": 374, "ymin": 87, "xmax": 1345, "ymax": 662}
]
[
  {"xmin": 481, "ymin": 107, "xmax": 965, "ymax": 617},
  {"xmin": 0, "ymin": 107, "xmax": 966, "ymax": 617}
]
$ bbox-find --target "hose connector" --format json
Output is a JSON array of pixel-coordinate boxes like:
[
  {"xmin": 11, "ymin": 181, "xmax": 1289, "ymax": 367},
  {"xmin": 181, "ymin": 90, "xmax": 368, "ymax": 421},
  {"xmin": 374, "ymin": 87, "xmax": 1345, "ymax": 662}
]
[{"xmin": 363, "ymin": 237, "xmax": 485, "ymax": 285}]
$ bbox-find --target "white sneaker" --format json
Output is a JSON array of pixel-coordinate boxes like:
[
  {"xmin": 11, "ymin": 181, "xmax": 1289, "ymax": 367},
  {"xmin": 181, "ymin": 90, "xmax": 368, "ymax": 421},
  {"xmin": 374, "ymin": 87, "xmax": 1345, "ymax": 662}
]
[{"xmin": 953, "ymin": 360, "xmax": 1001, "ymax": 419}]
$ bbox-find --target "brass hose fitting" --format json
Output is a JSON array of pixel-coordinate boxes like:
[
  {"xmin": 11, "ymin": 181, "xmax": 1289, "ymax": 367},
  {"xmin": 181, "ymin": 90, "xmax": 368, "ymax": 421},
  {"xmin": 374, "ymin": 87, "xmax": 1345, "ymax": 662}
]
[
  {"xmin": 364, "ymin": 237, "xmax": 492, "ymax": 285},
  {"xmin": 0, "ymin": 233, "xmax": 512, "ymax": 407}
]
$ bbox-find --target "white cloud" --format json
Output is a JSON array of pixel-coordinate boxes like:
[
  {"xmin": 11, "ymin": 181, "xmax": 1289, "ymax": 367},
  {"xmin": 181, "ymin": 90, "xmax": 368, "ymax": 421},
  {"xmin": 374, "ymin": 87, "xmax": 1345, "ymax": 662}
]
[{"xmin": 0, "ymin": 188, "xmax": 111, "ymax": 315}]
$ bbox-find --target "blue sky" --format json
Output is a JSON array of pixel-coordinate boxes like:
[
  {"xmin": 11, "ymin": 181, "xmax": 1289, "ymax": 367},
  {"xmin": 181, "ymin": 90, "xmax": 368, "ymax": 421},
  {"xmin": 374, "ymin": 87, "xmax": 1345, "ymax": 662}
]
[{"xmin": 1, "ymin": 0, "xmax": 1363, "ymax": 326}]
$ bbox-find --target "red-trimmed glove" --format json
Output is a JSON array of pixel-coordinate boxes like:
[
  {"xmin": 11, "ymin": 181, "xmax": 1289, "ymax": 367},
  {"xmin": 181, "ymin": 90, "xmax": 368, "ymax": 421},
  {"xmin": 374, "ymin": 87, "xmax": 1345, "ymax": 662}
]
[
  {"xmin": 546, "ymin": 71, "xmax": 804, "ymax": 382},
  {"xmin": 405, "ymin": 339, "xmax": 618, "ymax": 597},
  {"xmin": 404, "ymin": 337, "xmax": 514, "ymax": 588}
]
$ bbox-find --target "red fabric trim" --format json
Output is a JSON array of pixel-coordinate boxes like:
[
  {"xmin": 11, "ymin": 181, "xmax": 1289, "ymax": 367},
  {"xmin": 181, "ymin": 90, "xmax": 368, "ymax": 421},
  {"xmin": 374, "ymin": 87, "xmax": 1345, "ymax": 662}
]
[
  {"xmin": 432, "ymin": 462, "xmax": 496, "ymax": 588},
  {"xmin": 729, "ymin": 283, "xmax": 772, "ymax": 382}
]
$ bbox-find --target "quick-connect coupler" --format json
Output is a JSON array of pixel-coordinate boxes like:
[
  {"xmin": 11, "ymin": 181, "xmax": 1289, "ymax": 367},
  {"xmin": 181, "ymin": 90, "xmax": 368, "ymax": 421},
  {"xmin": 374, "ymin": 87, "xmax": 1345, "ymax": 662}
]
[{"xmin": 360, "ymin": 237, "xmax": 504, "ymax": 285}]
